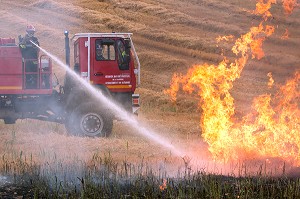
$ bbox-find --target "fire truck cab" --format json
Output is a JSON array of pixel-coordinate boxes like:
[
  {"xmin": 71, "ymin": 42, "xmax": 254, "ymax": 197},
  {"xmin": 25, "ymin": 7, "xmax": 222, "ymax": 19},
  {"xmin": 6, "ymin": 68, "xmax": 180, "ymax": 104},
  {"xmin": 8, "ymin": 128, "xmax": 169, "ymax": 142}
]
[
  {"xmin": 0, "ymin": 32, "xmax": 140, "ymax": 137},
  {"xmin": 67, "ymin": 33, "xmax": 140, "ymax": 114},
  {"xmin": 62, "ymin": 32, "xmax": 141, "ymax": 137}
]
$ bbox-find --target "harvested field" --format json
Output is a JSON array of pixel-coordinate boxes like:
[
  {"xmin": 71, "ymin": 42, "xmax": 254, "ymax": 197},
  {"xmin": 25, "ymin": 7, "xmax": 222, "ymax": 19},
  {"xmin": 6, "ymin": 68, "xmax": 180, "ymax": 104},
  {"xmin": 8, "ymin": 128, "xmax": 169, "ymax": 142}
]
[{"xmin": 0, "ymin": 0, "xmax": 299, "ymax": 197}]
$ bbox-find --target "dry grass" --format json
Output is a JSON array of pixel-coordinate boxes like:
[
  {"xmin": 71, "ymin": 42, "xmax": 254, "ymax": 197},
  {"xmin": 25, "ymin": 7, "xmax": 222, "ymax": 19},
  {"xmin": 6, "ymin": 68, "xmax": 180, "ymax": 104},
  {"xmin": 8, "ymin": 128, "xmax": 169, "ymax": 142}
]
[
  {"xmin": 2, "ymin": 0, "xmax": 297, "ymax": 110},
  {"xmin": 0, "ymin": 1, "xmax": 299, "ymax": 196}
]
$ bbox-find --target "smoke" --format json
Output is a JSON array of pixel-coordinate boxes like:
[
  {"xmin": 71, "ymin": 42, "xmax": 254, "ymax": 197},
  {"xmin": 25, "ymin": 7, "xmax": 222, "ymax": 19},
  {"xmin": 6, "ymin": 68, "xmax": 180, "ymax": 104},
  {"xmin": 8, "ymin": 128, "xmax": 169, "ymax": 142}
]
[
  {"xmin": 1, "ymin": 0, "xmax": 298, "ymax": 184},
  {"xmin": 0, "ymin": 0, "xmax": 195, "ymax": 186},
  {"xmin": 0, "ymin": 0, "xmax": 105, "ymax": 185},
  {"xmin": 34, "ymin": 42, "xmax": 185, "ymax": 157},
  {"xmin": 0, "ymin": 175, "xmax": 10, "ymax": 187},
  {"xmin": 18, "ymin": 42, "xmax": 201, "ymax": 183}
]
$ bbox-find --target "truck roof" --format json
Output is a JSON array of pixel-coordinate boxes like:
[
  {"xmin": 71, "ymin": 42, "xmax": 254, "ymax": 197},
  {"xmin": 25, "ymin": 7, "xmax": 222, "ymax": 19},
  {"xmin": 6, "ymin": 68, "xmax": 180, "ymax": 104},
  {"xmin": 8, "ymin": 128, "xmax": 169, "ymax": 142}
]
[{"xmin": 72, "ymin": 33, "xmax": 133, "ymax": 40}]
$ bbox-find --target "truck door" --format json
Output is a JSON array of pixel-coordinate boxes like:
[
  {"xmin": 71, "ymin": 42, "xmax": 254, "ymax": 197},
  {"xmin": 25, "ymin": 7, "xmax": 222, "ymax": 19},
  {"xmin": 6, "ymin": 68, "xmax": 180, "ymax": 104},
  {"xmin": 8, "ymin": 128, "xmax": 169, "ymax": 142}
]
[
  {"xmin": 24, "ymin": 59, "xmax": 39, "ymax": 89},
  {"xmin": 91, "ymin": 38, "xmax": 132, "ymax": 91}
]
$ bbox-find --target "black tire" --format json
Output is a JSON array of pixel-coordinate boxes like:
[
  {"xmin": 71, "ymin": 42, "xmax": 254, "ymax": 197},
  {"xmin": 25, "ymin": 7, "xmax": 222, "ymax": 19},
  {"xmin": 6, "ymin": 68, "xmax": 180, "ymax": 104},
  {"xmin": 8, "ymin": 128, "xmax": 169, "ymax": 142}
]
[
  {"xmin": 65, "ymin": 103, "xmax": 113, "ymax": 137},
  {"xmin": 4, "ymin": 118, "xmax": 16, "ymax": 124}
]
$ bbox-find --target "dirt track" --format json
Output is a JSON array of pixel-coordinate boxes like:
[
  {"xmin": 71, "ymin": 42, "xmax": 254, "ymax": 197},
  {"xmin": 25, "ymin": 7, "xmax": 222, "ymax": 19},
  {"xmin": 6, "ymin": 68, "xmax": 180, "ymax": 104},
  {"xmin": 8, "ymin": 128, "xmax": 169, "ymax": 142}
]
[{"xmin": 0, "ymin": 0, "xmax": 299, "ymax": 171}]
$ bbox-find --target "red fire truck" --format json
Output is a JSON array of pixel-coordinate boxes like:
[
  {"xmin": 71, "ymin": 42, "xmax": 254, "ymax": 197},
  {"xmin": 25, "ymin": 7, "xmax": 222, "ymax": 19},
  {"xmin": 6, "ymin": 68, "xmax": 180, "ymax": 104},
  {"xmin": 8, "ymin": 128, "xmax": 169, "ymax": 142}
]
[{"xmin": 0, "ymin": 32, "xmax": 140, "ymax": 137}]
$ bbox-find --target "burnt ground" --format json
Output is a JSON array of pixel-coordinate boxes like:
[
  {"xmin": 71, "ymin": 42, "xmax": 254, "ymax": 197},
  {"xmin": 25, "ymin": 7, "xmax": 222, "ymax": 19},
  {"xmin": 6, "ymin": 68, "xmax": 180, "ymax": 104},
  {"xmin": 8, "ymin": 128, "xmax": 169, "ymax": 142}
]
[{"xmin": 0, "ymin": 185, "xmax": 33, "ymax": 199}]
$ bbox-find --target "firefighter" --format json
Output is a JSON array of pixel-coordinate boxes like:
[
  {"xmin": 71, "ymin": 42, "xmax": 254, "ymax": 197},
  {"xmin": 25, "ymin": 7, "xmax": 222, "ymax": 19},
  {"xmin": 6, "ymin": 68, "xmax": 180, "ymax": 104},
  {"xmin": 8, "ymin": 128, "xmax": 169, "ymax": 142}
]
[
  {"xmin": 119, "ymin": 43, "xmax": 126, "ymax": 58},
  {"xmin": 19, "ymin": 25, "xmax": 40, "ymax": 49},
  {"xmin": 19, "ymin": 25, "xmax": 40, "ymax": 60},
  {"xmin": 117, "ymin": 41, "xmax": 129, "ymax": 70},
  {"xmin": 19, "ymin": 25, "xmax": 40, "ymax": 89}
]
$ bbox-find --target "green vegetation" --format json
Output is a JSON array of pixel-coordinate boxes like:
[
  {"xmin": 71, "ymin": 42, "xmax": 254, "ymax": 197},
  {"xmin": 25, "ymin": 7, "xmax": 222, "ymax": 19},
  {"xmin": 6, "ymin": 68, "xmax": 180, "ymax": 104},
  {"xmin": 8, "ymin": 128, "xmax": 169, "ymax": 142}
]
[{"xmin": 1, "ymin": 149, "xmax": 300, "ymax": 198}]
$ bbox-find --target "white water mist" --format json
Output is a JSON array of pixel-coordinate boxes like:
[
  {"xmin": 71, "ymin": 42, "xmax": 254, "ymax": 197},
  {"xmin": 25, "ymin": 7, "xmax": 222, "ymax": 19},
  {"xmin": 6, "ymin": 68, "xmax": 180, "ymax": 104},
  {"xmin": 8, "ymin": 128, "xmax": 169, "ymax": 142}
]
[{"xmin": 35, "ymin": 43, "xmax": 186, "ymax": 158}]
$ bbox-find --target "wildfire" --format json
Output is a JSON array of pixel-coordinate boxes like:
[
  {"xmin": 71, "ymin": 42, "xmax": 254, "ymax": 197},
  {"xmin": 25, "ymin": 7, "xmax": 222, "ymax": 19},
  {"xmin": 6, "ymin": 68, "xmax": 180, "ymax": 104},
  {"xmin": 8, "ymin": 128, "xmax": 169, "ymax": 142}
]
[
  {"xmin": 166, "ymin": 0, "xmax": 300, "ymax": 165},
  {"xmin": 252, "ymin": 0, "xmax": 276, "ymax": 21},
  {"xmin": 232, "ymin": 22, "xmax": 275, "ymax": 60},
  {"xmin": 282, "ymin": 0, "xmax": 298, "ymax": 14}
]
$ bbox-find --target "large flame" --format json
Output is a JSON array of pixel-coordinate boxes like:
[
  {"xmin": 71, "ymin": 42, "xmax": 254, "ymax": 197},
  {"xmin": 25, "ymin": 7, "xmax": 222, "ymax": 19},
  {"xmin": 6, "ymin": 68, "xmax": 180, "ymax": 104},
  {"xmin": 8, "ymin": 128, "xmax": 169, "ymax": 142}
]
[{"xmin": 166, "ymin": 0, "xmax": 300, "ymax": 165}]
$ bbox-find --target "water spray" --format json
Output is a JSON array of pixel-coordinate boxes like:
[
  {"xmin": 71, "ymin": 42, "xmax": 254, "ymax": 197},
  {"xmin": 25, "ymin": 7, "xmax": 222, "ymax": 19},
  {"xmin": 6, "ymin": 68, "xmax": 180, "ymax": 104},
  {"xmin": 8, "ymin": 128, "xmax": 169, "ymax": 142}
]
[{"xmin": 32, "ymin": 42, "xmax": 186, "ymax": 158}]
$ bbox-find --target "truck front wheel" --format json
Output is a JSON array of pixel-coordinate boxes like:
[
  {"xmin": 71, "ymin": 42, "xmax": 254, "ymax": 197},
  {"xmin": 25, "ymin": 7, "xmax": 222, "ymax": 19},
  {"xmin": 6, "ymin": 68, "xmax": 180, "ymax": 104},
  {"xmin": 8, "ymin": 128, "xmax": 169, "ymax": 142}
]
[{"xmin": 65, "ymin": 103, "xmax": 113, "ymax": 137}]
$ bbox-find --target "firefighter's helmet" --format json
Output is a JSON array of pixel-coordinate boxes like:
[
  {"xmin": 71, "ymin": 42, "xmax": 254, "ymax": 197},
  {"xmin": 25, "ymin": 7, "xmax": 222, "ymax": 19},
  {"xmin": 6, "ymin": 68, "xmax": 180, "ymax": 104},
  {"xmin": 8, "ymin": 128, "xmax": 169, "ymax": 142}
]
[{"xmin": 26, "ymin": 25, "xmax": 36, "ymax": 37}]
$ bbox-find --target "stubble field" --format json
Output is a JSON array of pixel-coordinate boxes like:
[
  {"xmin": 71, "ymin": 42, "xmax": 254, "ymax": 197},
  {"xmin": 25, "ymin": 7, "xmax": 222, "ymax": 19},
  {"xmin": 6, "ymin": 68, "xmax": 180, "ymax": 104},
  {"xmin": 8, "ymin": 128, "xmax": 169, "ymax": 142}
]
[{"xmin": 0, "ymin": 0, "xmax": 299, "ymax": 198}]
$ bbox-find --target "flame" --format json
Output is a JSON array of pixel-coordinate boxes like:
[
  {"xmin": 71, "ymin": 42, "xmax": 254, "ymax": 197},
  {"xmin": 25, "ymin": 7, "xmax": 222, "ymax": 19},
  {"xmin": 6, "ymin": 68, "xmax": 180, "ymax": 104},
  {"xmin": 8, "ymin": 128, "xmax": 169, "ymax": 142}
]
[
  {"xmin": 281, "ymin": 28, "xmax": 289, "ymax": 40},
  {"xmin": 252, "ymin": 0, "xmax": 277, "ymax": 21},
  {"xmin": 165, "ymin": 22, "xmax": 275, "ymax": 161},
  {"xmin": 216, "ymin": 35, "xmax": 234, "ymax": 43},
  {"xmin": 243, "ymin": 72, "xmax": 300, "ymax": 163},
  {"xmin": 274, "ymin": 72, "xmax": 300, "ymax": 126},
  {"xmin": 267, "ymin": 72, "xmax": 274, "ymax": 88},
  {"xmin": 164, "ymin": 73, "xmax": 181, "ymax": 102},
  {"xmin": 232, "ymin": 22, "xmax": 275, "ymax": 60},
  {"xmin": 282, "ymin": 0, "xmax": 298, "ymax": 14},
  {"xmin": 166, "ymin": 0, "xmax": 300, "ymax": 165},
  {"xmin": 159, "ymin": 179, "xmax": 167, "ymax": 191}
]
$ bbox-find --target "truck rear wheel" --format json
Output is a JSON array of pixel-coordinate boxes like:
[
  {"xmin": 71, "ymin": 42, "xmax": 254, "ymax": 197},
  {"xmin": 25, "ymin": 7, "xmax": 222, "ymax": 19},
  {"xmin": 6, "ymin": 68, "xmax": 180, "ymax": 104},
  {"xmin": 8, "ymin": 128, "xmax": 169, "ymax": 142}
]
[{"xmin": 65, "ymin": 103, "xmax": 113, "ymax": 137}]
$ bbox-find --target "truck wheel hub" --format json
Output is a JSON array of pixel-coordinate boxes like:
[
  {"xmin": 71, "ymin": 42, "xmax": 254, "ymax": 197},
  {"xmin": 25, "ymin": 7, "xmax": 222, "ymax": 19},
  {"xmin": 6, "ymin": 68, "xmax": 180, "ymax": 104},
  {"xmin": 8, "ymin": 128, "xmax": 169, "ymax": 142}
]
[{"xmin": 81, "ymin": 113, "xmax": 103, "ymax": 134}]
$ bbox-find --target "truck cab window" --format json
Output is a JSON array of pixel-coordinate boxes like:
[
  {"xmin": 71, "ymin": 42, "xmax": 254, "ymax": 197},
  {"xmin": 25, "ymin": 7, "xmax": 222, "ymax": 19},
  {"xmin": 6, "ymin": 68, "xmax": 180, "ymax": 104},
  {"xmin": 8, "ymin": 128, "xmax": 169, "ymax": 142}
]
[
  {"xmin": 74, "ymin": 42, "xmax": 79, "ymax": 63},
  {"xmin": 74, "ymin": 42, "xmax": 79, "ymax": 73},
  {"xmin": 95, "ymin": 40, "xmax": 115, "ymax": 61},
  {"xmin": 116, "ymin": 40, "xmax": 129, "ymax": 70}
]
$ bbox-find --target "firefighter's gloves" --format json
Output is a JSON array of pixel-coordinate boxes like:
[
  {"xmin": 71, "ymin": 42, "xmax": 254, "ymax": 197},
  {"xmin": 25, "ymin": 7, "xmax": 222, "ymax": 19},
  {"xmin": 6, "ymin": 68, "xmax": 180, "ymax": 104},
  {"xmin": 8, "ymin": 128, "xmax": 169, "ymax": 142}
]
[{"xmin": 19, "ymin": 44, "xmax": 35, "ymax": 49}]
